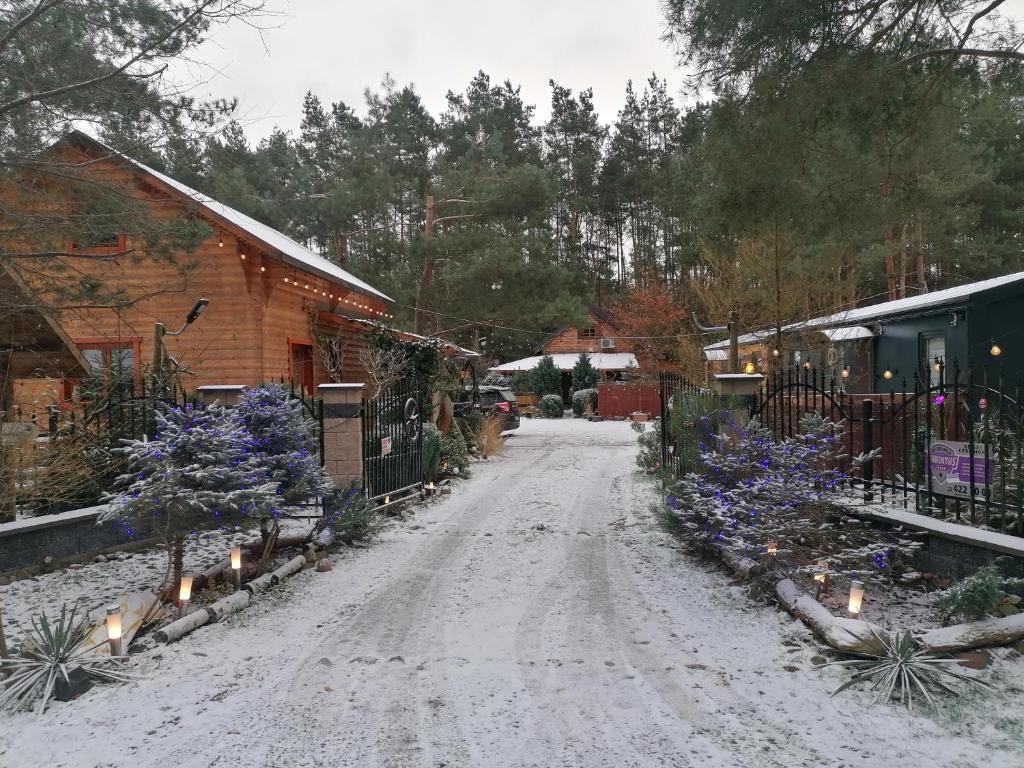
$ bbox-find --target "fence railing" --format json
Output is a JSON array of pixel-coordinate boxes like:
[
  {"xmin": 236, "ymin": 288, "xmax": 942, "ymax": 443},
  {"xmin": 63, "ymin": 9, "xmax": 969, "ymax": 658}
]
[
  {"xmin": 752, "ymin": 361, "xmax": 1024, "ymax": 537},
  {"xmin": 362, "ymin": 379, "xmax": 424, "ymax": 501}
]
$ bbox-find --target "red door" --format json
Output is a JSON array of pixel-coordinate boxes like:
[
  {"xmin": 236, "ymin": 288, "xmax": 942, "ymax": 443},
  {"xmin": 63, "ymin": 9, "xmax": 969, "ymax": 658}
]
[{"xmin": 290, "ymin": 343, "xmax": 315, "ymax": 396}]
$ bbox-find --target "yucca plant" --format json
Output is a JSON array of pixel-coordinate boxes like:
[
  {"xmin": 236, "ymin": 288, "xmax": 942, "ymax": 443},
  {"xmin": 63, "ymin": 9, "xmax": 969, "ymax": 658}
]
[
  {"xmin": 828, "ymin": 629, "xmax": 990, "ymax": 709},
  {"xmin": 0, "ymin": 603, "xmax": 133, "ymax": 715}
]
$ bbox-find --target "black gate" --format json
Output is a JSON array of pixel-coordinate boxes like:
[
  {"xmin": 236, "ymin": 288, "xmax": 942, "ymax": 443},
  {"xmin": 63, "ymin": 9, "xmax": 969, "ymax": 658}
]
[
  {"xmin": 362, "ymin": 379, "xmax": 424, "ymax": 501},
  {"xmin": 659, "ymin": 373, "xmax": 713, "ymax": 477},
  {"xmin": 287, "ymin": 380, "xmax": 325, "ymax": 467}
]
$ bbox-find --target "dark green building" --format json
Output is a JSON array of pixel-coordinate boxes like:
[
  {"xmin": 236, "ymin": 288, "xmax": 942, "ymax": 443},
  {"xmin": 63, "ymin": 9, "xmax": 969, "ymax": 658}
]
[{"xmin": 704, "ymin": 271, "xmax": 1024, "ymax": 392}]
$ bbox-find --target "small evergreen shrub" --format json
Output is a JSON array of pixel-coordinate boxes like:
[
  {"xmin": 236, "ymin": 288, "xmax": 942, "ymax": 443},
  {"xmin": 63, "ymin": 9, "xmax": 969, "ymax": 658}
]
[
  {"xmin": 421, "ymin": 423, "xmax": 443, "ymax": 481},
  {"xmin": 632, "ymin": 419, "xmax": 663, "ymax": 472},
  {"xmin": 571, "ymin": 353, "xmax": 598, "ymax": 392},
  {"xmin": 440, "ymin": 424, "xmax": 471, "ymax": 475},
  {"xmin": 933, "ymin": 562, "xmax": 1024, "ymax": 625},
  {"xmin": 539, "ymin": 394, "xmax": 564, "ymax": 418},
  {"xmin": 529, "ymin": 355, "xmax": 562, "ymax": 397},
  {"xmin": 571, "ymin": 388, "xmax": 598, "ymax": 417},
  {"xmin": 510, "ymin": 371, "xmax": 532, "ymax": 395},
  {"xmin": 315, "ymin": 488, "xmax": 383, "ymax": 544}
]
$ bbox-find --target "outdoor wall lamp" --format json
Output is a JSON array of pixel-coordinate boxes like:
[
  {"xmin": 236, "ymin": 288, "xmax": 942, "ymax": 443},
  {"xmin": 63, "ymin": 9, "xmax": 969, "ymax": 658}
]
[
  {"xmin": 743, "ymin": 360, "xmax": 756, "ymax": 375},
  {"xmin": 803, "ymin": 360, "xmax": 812, "ymax": 370},
  {"xmin": 933, "ymin": 356, "xmax": 943, "ymax": 372},
  {"xmin": 882, "ymin": 368, "xmax": 896, "ymax": 380},
  {"xmin": 841, "ymin": 365, "xmax": 850, "ymax": 380},
  {"xmin": 991, "ymin": 341, "xmax": 1003, "ymax": 357},
  {"xmin": 771, "ymin": 348, "xmax": 780, "ymax": 358}
]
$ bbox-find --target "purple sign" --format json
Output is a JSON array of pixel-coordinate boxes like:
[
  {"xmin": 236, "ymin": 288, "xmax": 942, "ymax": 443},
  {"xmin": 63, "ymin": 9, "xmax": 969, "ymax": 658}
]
[{"xmin": 928, "ymin": 441, "xmax": 994, "ymax": 498}]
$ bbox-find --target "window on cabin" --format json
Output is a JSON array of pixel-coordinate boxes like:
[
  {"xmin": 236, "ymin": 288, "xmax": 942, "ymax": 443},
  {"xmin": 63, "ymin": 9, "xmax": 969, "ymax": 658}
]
[
  {"xmin": 579, "ymin": 327, "xmax": 597, "ymax": 339},
  {"xmin": 75, "ymin": 341, "xmax": 137, "ymax": 398},
  {"xmin": 922, "ymin": 334, "xmax": 946, "ymax": 389}
]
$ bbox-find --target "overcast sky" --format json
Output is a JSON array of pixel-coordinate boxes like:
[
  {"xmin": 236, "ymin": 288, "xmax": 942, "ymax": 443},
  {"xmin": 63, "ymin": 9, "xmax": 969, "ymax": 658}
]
[
  {"xmin": 175, "ymin": 0, "xmax": 1024, "ymax": 142},
  {"xmin": 175, "ymin": 0, "xmax": 682, "ymax": 140}
]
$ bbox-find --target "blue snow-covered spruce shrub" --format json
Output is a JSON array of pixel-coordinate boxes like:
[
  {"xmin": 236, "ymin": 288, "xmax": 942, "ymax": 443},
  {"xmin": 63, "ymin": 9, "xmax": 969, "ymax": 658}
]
[
  {"xmin": 663, "ymin": 412, "xmax": 917, "ymax": 587},
  {"xmin": 539, "ymin": 394, "xmax": 564, "ymax": 418},
  {"xmin": 101, "ymin": 402, "xmax": 279, "ymax": 584},
  {"xmin": 102, "ymin": 385, "xmax": 335, "ymax": 587},
  {"xmin": 233, "ymin": 383, "xmax": 333, "ymax": 505}
]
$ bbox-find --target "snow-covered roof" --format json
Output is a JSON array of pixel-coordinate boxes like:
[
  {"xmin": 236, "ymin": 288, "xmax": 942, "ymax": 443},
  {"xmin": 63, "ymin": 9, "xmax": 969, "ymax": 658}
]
[
  {"xmin": 491, "ymin": 352, "xmax": 639, "ymax": 373},
  {"xmin": 326, "ymin": 312, "xmax": 479, "ymax": 357},
  {"xmin": 821, "ymin": 326, "xmax": 874, "ymax": 342},
  {"xmin": 705, "ymin": 272, "xmax": 1024, "ymax": 352},
  {"xmin": 68, "ymin": 132, "xmax": 392, "ymax": 303}
]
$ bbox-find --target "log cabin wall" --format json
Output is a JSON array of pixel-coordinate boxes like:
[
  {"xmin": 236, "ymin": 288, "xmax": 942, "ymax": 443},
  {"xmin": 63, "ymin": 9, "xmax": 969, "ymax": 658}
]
[
  {"xmin": 542, "ymin": 314, "xmax": 634, "ymax": 356},
  {"xmin": 11, "ymin": 144, "xmax": 391, "ymax": 400}
]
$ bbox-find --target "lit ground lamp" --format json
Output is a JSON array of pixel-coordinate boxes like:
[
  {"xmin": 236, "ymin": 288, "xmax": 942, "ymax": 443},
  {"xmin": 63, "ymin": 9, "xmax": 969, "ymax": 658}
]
[
  {"xmin": 179, "ymin": 575, "xmax": 194, "ymax": 618},
  {"xmin": 230, "ymin": 547, "xmax": 242, "ymax": 591},
  {"xmin": 106, "ymin": 605, "xmax": 123, "ymax": 658},
  {"xmin": 848, "ymin": 580, "xmax": 865, "ymax": 618},
  {"xmin": 766, "ymin": 542, "xmax": 778, "ymax": 556}
]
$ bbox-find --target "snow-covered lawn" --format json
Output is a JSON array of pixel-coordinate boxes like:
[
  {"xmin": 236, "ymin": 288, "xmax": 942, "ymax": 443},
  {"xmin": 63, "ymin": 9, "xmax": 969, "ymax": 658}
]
[{"xmin": 1, "ymin": 417, "xmax": 1022, "ymax": 767}]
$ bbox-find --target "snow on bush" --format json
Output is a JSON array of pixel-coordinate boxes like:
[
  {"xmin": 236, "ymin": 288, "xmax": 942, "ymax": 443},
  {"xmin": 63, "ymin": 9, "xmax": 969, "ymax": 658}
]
[
  {"xmin": 539, "ymin": 394, "xmax": 564, "ymax": 418},
  {"xmin": 234, "ymin": 383, "xmax": 332, "ymax": 505},
  {"xmin": 664, "ymin": 412, "xmax": 920, "ymax": 586},
  {"xmin": 571, "ymin": 388, "xmax": 597, "ymax": 417}
]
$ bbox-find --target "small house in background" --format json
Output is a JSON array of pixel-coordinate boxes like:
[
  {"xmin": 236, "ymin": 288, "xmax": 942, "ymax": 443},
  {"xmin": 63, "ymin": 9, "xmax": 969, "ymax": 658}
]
[
  {"xmin": 491, "ymin": 307, "xmax": 639, "ymax": 402},
  {"xmin": 3, "ymin": 131, "xmax": 400, "ymax": 419},
  {"xmin": 703, "ymin": 271, "xmax": 1024, "ymax": 392}
]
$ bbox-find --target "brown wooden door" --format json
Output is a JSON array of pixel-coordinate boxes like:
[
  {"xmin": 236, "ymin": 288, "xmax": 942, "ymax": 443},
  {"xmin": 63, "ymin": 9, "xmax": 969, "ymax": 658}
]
[{"xmin": 290, "ymin": 342, "xmax": 315, "ymax": 396}]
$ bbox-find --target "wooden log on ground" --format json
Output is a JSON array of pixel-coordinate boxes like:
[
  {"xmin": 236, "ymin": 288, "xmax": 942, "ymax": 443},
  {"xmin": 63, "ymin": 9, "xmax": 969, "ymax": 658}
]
[
  {"xmin": 719, "ymin": 548, "xmax": 764, "ymax": 580},
  {"xmin": 243, "ymin": 573, "xmax": 276, "ymax": 595},
  {"xmin": 775, "ymin": 579, "xmax": 888, "ymax": 655},
  {"xmin": 153, "ymin": 608, "xmax": 213, "ymax": 644},
  {"xmin": 918, "ymin": 613, "xmax": 1024, "ymax": 654},
  {"xmin": 270, "ymin": 555, "xmax": 307, "ymax": 585},
  {"xmin": 205, "ymin": 591, "xmax": 250, "ymax": 622}
]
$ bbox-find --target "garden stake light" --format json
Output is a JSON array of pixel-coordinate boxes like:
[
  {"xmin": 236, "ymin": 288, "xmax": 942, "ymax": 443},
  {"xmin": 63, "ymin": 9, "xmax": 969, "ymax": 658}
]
[
  {"xmin": 179, "ymin": 575, "xmax": 194, "ymax": 618},
  {"xmin": 848, "ymin": 580, "xmax": 865, "ymax": 618},
  {"xmin": 106, "ymin": 606, "xmax": 123, "ymax": 658},
  {"xmin": 231, "ymin": 547, "xmax": 242, "ymax": 591},
  {"xmin": 814, "ymin": 561, "xmax": 830, "ymax": 598}
]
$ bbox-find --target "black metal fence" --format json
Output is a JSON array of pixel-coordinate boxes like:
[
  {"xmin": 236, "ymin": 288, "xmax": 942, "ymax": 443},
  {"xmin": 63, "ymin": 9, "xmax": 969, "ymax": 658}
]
[
  {"xmin": 362, "ymin": 379, "xmax": 424, "ymax": 501},
  {"xmin": 658, "ymin": 373, "xmax": 714, "ymax": 477},
  {"xmin": 284, "ymin": 379, "xmax": 325, "ymax": 467},
  {"xmin": 753, "ymin": 361, "xmax": 1024, "ymax": 537}
]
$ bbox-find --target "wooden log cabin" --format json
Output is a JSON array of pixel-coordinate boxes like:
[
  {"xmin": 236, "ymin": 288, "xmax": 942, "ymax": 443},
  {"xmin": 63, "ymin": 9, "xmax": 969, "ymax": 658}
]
[{"xmin": 3, "ymin": 131, "xmax": 401, "ymax": 416}]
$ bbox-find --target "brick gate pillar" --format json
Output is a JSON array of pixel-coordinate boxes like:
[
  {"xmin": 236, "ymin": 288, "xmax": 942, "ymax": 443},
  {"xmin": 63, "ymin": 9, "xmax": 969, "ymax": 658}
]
[{"xmin": 319, "ymin": 383, "xmax": 365, "ymax": 490}]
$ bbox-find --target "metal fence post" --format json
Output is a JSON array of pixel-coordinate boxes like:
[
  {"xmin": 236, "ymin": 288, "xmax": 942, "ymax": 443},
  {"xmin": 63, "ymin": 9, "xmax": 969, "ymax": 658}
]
[{"xmin": 862, "ymin": 399, "xmax": 874, "ymax": 503}]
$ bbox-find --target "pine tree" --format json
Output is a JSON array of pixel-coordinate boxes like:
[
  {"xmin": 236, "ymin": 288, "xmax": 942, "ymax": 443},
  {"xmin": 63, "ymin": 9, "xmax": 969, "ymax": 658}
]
[
  {"xmin": 571, "ymin": 352, "xmax": 598, "ymax": 392},
  {"xmin": 529, "ymin": 355, "xmax": 562, "ymax": 397}
]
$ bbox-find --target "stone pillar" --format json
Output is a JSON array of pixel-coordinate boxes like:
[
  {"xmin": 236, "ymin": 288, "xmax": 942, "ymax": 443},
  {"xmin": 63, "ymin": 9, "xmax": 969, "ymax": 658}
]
[
  {"xmin": 319, "ymin": 383, "xmax": 365, "ymax": 490},
  {"xmin": 196, "ymin": 385, "xmax": 247, "ymax": 407}
]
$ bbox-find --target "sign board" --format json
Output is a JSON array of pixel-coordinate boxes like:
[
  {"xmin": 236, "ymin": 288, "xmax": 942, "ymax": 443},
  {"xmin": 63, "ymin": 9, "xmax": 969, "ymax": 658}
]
[
  {"xmin": 927, "ymin": 440, "xmax": 993, "ymax": 500},
  {"xmin": 380, "ymin": 436, "xmax": 393, "ymax": 456}
]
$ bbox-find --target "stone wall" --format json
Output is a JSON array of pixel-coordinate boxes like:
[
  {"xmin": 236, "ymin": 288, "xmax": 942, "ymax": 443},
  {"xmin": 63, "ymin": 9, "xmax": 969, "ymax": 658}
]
[{"xmin": 0, "ymin": 506, "xmax": 156, "ymax": 574}]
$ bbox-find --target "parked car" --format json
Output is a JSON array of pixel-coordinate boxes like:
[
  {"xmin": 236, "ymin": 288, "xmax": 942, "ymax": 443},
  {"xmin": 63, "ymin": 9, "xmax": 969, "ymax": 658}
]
[{"xmin": 453, "ymin": 385, "xmax": 521, "ymax": 431}]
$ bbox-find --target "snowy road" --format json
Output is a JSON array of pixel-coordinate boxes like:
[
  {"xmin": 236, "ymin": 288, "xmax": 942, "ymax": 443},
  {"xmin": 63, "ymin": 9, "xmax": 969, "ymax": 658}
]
[{"xmin": 3, "ymin": 418, "xmax": 1020, "ymax": 767}]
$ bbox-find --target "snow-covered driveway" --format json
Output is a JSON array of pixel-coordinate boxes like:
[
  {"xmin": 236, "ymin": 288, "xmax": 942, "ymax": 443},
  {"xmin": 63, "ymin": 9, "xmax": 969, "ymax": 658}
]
[{"xmin": 3, "ymin": 418, "xmax": 1019, "ymax": 767}]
